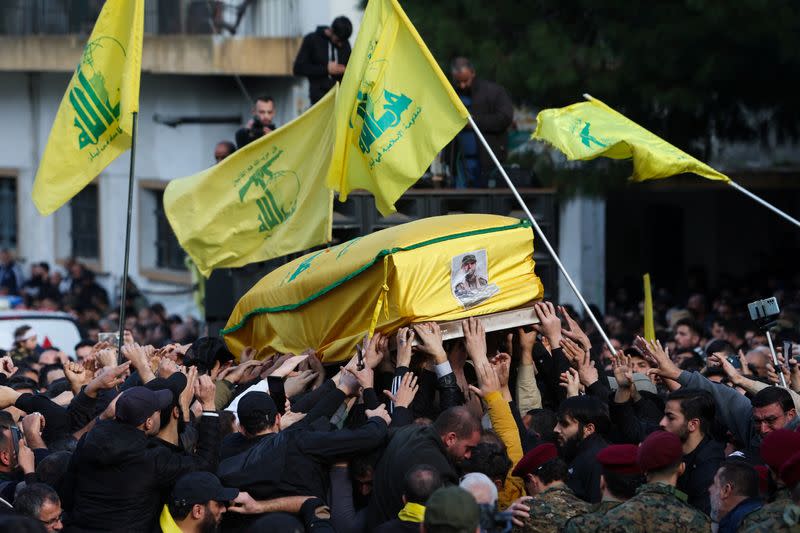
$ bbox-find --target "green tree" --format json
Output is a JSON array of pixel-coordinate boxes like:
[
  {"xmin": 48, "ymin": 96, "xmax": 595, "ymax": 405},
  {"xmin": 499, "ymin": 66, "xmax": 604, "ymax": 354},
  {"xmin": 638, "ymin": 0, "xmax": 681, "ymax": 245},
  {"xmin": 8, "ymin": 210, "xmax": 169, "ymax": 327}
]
[{"xmin": 393, "ymin": 0, "xmax": 800, "ymax": 154}]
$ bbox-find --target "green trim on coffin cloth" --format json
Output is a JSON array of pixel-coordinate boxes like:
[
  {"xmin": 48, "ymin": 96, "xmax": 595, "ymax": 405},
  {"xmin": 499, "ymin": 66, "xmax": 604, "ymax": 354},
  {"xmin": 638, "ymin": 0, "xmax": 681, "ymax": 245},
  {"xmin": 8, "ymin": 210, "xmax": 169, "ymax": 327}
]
[{"xmin": 221, "ymin": 218, "xmax": 532, "ymax": 335}]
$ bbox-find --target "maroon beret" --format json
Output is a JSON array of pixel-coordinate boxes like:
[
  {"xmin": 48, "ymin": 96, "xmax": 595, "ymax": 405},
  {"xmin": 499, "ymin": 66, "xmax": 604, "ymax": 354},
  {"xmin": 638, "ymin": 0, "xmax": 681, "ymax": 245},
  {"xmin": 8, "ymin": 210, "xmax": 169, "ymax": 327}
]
[
  {"xmin": 780, "ymin": 450, "xmax": 800, "ymax": 489},
  {"xmin": 512, "ymin": 443, "xmax": 558, "ymax": 478},
  {"xmin": 760, "ymin": 429, "xmax": 800, "ymax": 473},
  {"xmin": 597, "ymin": 444, "xmax": 641, "ymax": 475},
  {"xmin": 637, "ymin": 431, "xmax": 683, "ymax": 473}
]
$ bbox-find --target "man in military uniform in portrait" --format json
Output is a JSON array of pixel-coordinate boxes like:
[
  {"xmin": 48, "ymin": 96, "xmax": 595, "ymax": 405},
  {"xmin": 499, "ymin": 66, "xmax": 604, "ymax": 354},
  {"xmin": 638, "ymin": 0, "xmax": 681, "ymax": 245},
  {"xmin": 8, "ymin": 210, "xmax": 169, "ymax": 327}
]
[
  {"xmin": 563, "ymin": 444, "xmax": 644, "ymax": 533},
  {"xmin": 454, "ymin": 254, "xmax": 488, "ymax": 298},
  {"xmin": 510, "ymin": 443, "xmax": 591, "ymax": 533},
  {"xmin": 595, "ymin": 431, "xmax": 711, "ymax": 532}
]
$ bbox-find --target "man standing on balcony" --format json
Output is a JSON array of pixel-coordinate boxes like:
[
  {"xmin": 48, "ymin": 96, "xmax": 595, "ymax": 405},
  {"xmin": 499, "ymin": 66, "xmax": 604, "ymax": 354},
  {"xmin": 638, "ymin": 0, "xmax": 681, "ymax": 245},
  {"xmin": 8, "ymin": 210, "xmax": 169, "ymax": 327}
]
[{"xmin": 293, "ymin": 16, "xmax": 353, "ymax": 104}]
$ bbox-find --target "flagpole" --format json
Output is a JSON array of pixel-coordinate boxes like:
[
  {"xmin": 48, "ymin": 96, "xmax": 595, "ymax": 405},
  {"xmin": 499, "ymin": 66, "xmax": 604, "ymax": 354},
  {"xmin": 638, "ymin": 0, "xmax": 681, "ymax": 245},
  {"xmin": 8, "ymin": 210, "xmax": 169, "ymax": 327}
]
[
  {"xmin": 117, "ymin": 111, "xmax": 139, "ymax": 355},
  {"xmin": 727, "ymin": 180, "xmax": 800, "ymax": 229},
  {"xmin": 467, "ymin": 116, "xmax": 616, "ymax": 353}
]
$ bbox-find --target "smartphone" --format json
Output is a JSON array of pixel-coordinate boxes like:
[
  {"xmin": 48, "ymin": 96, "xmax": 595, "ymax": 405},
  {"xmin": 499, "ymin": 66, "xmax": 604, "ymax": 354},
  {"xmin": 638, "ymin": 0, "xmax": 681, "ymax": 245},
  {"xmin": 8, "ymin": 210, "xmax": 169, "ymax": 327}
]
[
  {"xmin": 747, "ymin": 297, "xmax": 780, "ymax": 322},
  {"xmin": 356, "ymin": 344, "xmax": 365, "ymax": 371},
  {"xmin": 785, "ymin": 341, "xmax": 793, "ymax": 362},
  {"xmin": 98, "ymin": 331, "xmax": 120, "ymax": 346},
  {"xmin": 10, "ymin": 426, "xmax": 22, "ymax": 456}
]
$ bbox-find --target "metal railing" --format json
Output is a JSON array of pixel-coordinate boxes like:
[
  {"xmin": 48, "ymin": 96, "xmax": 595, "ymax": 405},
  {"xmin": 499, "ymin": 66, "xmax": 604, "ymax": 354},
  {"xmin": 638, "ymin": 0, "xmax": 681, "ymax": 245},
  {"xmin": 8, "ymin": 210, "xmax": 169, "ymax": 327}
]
[{"xmin": 0, "ymin": 0, "xmax": 300, "ymax": 37}]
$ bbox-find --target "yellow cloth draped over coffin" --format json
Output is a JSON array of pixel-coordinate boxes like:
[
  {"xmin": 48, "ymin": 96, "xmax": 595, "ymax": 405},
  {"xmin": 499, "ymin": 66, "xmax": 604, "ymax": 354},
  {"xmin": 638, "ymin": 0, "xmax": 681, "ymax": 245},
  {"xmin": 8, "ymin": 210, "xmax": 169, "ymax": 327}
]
[{"xmin": 222, "ymin": 214, "xmax": 544, "ymax": 363}]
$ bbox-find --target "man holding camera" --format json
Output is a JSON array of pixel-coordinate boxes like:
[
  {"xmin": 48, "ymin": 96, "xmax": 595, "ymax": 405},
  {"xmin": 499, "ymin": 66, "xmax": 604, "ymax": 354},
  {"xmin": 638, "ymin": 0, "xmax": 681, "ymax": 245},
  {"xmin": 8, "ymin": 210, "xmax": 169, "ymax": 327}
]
[{"xmin": 235, "ymin": 96, "xmax": 277, "ymax": 150}]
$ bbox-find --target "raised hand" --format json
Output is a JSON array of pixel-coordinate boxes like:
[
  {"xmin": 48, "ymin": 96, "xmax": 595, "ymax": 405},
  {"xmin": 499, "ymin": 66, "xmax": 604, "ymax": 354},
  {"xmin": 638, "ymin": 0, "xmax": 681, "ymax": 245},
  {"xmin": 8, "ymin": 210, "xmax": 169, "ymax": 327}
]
[
  {"xmin": 462, "ymin": 317, "xmax": 488, "ymax": 364},
  {"xmin": 284, "ymin": 369, "xmax": 318, "ymax": 397},
  {"xmin": 635, "ymin": 336, "xmax": 680, "ymax": 381},
  {"xmin": 396, "ymin": 327, "xmax": 415, "ymax": 368},
  {"xmin": 179, "ymin": 366, "xmax": 199, "ymax": 417},
  {"xmin": 560, "ymin": 336, "xmax": 585, "ymax": 367},
  {"xmin": 490, "ymin": 352, "xmax": 512, "ymax": 389},
  {"xmin": 344, "ymin": 364, "xmax": 374, "ymax": 390},
  {"xmin": 383, "ymin": 371, "xmax": 419, "ymax": 408},
  {"xmin": 194, "ymin": 374, "xmax": 217, "ymax": 410},
  {"xmin": 271, "ymin": 354, "xmax": 309, "ymax": 378},
  {"xmin": 611, "ymin": 351, "xmax": 634, "ymax": 389},
  {"xmin": 412, "ymin": 322, "xmax": 447, "ymax": 363},
  {"xmin": 64, "ymin": 361, "xmax": 92, "ymax": 394},
  {"xmin": 468, "ymin": 361, "xmax": 501, "ymax": 398},
  {"xmin": 559, "ymin": 305, "xmax": 591, "ymax": 352},
  {"xmin": 365, "ymin": 403, "xmax": 392, "ymax": 425},
  {"xmin": 0, "ymin": 356, "xmax": 17, "ymax": 378},
  {"xmin": 559, "ymin": 368, "xmax": 581, "ymax": 397},
  {"xmin": 86, "ymin": 361, "xmax": 132, "ymax": 398},
  {"xmin": 362, "ymin": 332, "xmax": 387, "ymax": 370},
  {"xmin": 533, "ymin": 301, "xmax": 562, "ymax": 348}
]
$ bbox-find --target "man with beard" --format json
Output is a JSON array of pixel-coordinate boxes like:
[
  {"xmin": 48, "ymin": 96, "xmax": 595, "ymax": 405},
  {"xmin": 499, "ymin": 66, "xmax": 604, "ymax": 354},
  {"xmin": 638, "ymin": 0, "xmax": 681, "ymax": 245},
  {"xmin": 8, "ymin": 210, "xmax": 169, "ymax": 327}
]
[
  {"xmin": 659, "ymin": 388, "xmax": 724, "ymax": 514},
  {"xmin": 553, "ymin": 395, "xmax": 609, "ymax": 503},
  {"xmin": 366, "ymin": 406, "xmax": 482, "ymax": 529},
  {"xmin": 161, "ymin": 472, "xmax": 239, "ymax": 533},
  {"xmin": 447, "ymin": 56, "xmax": 513, "ymax": 188},
  {"xmin": 708, "ymin": 461, "xmax": 762, "ymax": 533},
  {"xmin": 454, "ymin": 255, "xmax": 488, "ymax": 297}
]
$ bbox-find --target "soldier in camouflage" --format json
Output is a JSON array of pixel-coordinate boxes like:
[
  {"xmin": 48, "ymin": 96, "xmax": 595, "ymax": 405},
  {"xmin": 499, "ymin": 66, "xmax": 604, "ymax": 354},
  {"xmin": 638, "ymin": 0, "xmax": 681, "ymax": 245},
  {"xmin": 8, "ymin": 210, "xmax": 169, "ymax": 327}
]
[
  {"xmin": 509, "ymin": 443, "xmax": 590, "ymax": 533},
  {"xmin": 740, "ymin": 440, "xmax": 800, "ymax": 533},
  {"xmin": 595, "ymin": 431, "xmax": 711, "ymax": 533},
  {"xmin": 563, "ymin": 444, "xmax": 644, "ymax": 533}
]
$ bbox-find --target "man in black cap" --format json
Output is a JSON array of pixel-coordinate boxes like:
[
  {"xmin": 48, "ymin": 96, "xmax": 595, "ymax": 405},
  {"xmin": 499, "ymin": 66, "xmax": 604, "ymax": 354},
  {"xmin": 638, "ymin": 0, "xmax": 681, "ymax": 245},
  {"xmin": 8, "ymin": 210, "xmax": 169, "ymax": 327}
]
[
  {"xmin": 62, "ymin": 378, "xmax": 222, "ymax": 531},
  {"xmin": 160, "ymin": 471, "xmax": 239, "ymax": 533},
  {"xmin": 220, "ymin": 391, "xmax": 277, "ymax": 460},
  {"xmin": 145, "ymin": 371, "xmax": 190, "ymax": 453}
]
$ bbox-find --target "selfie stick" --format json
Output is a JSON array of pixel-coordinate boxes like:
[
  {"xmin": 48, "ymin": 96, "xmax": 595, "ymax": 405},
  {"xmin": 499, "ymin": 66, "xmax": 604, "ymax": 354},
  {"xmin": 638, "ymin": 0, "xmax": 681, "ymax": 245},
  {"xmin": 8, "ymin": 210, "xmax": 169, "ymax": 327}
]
[
  {"xmin": 764, "ymin": 329, "xmax": 788, "ymax": 388},
  {"xmin": 469, "ymin": 116, "xmax": 616, "ymax": 353}
]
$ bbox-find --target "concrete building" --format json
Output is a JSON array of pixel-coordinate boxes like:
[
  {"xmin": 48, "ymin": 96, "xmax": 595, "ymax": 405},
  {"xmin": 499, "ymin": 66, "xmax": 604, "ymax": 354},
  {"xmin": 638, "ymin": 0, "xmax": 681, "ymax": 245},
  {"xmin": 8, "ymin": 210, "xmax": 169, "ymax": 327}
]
[{"xmin": 0, "ymin": 0, "xmax": 363, "ymax": 317}]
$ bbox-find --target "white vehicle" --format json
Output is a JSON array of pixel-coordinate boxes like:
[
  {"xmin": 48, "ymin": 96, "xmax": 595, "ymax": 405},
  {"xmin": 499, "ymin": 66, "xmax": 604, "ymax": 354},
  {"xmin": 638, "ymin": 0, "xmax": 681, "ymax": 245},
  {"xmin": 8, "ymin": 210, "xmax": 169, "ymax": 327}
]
[{"xmin": 0, "ymin": 310, "xmax": 82, "ymax": 358}]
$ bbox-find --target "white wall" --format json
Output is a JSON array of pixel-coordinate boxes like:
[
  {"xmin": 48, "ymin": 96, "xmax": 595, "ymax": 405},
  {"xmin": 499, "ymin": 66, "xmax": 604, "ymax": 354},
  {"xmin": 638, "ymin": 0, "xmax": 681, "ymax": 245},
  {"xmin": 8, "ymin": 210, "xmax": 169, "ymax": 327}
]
[
  {"xmin": 558, "ymin": 195, "xmax": 606, "ymax": 314},
  {"xmin": 1, "ymin": 71, "xmax": 302, "ymax": 317}
]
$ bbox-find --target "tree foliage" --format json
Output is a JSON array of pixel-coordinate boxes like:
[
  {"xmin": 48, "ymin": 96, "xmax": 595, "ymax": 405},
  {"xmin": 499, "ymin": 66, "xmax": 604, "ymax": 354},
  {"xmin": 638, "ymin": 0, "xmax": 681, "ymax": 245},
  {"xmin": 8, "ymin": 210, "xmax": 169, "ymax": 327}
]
[{"xmin": 394, "ymin": 0, "xmax": 800, "ymax": 152}]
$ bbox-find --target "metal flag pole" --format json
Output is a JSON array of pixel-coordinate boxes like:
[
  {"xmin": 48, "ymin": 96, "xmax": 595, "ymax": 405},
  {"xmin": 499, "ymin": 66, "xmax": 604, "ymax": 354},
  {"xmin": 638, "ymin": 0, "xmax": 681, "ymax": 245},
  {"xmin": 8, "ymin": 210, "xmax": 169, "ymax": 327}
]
[
  {"xmin": 467, "ymin": 115, "xmax": 616, "ymax": 353},
  {"xmin": 727, "ymin": 180, "xmax": 800, "ymax": 230},
  {"xmin": 117, "ymin": 111, "xmax": 139, "ymax": 355}
]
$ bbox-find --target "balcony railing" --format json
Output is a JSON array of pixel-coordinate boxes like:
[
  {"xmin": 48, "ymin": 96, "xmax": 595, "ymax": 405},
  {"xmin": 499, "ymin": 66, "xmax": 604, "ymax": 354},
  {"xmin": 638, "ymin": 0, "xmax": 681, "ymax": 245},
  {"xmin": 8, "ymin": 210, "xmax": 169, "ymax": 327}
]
[{"xmin": 0, "ymin": 0, "xmax": 300, "ymax": 37}]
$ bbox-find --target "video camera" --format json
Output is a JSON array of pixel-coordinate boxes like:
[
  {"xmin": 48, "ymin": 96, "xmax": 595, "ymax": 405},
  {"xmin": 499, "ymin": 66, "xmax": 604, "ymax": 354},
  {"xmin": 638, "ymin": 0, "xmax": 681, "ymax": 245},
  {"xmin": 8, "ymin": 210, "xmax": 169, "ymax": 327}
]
[
  {"xmin": 478, "ymin": 504, "xmax": 514, "ymax": 533},
  {"xmin": 250, "ymin": 116, "xmax": 275, "ymax": 138}
]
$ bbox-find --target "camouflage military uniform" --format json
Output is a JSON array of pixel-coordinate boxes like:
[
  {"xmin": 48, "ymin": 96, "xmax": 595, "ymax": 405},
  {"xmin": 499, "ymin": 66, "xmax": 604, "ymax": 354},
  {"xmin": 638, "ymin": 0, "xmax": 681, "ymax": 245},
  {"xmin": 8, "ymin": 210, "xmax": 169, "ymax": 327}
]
[
  {"xmin": 738, "ymin": 498, "xmax": 799, "ymax": 533},
  {"xmin": 594, "ymin": 482, "xmax": 711, "ymax": 532},
  {"xmin": 562, "ymin": 499, "xmax": 621, "ymax": 533},
  {"xmin": 512, "ymin": 484, "xmax": 591, "ymax": 533}
]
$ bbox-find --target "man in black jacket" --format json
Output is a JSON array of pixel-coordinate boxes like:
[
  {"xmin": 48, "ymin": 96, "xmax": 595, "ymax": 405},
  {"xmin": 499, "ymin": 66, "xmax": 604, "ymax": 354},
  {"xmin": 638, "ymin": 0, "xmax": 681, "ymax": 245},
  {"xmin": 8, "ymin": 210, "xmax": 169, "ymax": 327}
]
[
  {"xmin": 659, "ymin": 388, "xmax": 724, "ymax": 514},
  {"xmin": 293, "ymin": 17, "xmax": 352, "ymax": 104},
  {"xmin": 366, "ymin": 406, "xmax": 482, "ymax": 529},
  {"xmin": 554, "ymin": 395, "xmax": 609, "ymax": 503},
  {"xmin": 446, "ymin": 56, "xmax": 513, "ymax": 188},
  {"xmin": 62, "ymin": 379, "xmax": 220, "ymax": 532}
]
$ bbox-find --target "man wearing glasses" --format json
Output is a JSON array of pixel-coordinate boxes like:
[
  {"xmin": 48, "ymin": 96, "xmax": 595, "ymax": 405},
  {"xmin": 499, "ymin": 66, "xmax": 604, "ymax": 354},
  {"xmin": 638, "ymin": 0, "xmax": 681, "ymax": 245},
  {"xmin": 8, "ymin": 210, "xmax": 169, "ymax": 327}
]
[{"xmin": 14, "ymin": 483, "xmax": 63, "ymax": 532}]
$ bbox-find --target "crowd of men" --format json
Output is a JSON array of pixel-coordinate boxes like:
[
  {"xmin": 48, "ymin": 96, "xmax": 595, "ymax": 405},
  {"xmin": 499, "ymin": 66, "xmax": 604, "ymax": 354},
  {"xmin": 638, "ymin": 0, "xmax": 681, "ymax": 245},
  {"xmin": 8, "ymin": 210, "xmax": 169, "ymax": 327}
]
[{"xmin": 3, "ymin": 247, "xmax": 800, "ymax": 532}]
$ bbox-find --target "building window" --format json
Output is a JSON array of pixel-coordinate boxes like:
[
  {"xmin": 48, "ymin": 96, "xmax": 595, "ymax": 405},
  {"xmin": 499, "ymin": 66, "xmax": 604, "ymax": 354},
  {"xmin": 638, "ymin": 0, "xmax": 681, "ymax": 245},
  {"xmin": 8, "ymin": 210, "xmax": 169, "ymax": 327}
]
[
  {"xmin": 70, "ymin": 184, "xmax": 99, "ymax": 259},
  {"xmin": 0, "ymin": 177, "xmax": 16, "ymax": 249},
  {"xmin": 154, "ymin": 190, "xmax": 186, "ymax": 271}
]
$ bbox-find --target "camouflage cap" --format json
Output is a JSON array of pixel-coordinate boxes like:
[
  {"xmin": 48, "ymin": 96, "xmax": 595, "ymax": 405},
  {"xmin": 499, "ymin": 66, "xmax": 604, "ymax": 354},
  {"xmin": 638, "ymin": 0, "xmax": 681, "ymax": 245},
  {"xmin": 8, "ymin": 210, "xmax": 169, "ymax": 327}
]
[{"xmin": 461, "ymin": 254, "xmax": 477, "ymax": 266}]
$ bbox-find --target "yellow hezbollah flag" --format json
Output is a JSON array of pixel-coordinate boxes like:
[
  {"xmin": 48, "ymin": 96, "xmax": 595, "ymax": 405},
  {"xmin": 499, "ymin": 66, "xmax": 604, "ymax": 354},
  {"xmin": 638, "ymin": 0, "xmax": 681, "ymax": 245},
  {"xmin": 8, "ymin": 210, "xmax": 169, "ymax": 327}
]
[
  {"xmin": 643, "ymin": 273, "xmax": 655, "ymax": 341},
  {"xmin": 327, "ymin": 0, "xmax": 469, "ymax": 216},
  {"xmin": 223, "ymin": 214, "xmax": 543, "ymax": 363},
  {"xmin": 32, "ymin": 0, "xmax": 144, "ymax": 215},
  {"xmin": 532, "ymin": 96, "xmax": 729, "ymax": 183},
  {"xmin": 164, "ymin": 87, "xmax": 337, "ymax": 278}
]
